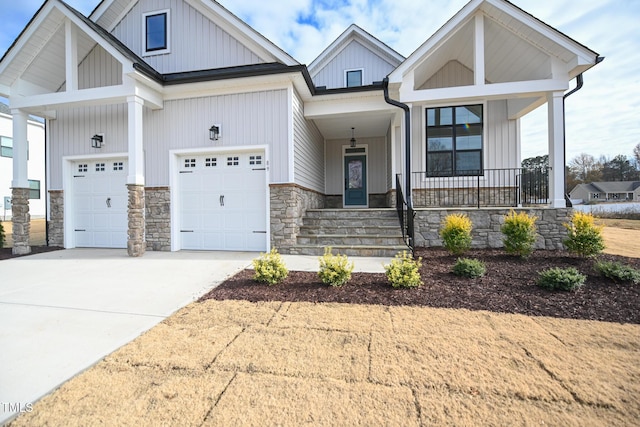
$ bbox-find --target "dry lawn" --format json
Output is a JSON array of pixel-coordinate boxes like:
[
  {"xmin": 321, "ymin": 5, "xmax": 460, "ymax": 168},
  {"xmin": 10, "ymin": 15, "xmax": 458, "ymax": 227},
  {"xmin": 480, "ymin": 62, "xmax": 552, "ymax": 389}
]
[
  {"xmin": 1, "ymin": 219, "xmax": 46, "ymax": 247},
  {"xmin": 11, "ymin": 300, "xmax": 640, "ymax": 426},
  {"xmin": 599, "ymin": 219, "xmax": 640, "ymax": 258}
]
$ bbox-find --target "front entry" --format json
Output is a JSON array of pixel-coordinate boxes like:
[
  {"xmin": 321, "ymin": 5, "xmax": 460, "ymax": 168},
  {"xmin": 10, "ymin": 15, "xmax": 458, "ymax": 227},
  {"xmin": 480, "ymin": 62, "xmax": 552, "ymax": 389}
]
[{"xmin": 344, "ymin": 153, "xmax": 367, "ymax": 207}]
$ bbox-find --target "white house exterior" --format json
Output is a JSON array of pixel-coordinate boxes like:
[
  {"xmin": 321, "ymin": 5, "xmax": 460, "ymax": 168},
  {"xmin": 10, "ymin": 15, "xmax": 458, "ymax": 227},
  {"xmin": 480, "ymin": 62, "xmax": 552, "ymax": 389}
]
[
  {"xmin": 0, "ymin": 103, "xmax": 45, "ymax": 220},
  {"xmin": 570, "ymin": 182, "xmax": 640, "ymax": 203},
  {"xmin": 0, "ymin": 0, "xmax": 601, "ymax": 256}
]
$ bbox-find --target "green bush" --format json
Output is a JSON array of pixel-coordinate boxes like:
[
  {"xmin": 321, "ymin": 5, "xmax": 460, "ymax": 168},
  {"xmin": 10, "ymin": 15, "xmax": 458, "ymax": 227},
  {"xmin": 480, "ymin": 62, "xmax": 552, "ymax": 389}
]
[
  {"xmin": 0, "ymin": 222, "xmax": 4, "ymax": 248},
  {"xmin": 563, "ymin": 211, "xmax": 605, "ymax": 257},
  {"xmin": 318, "ymin": 247, "xmax": 354, "ymax": 287},
  {"xmin": 252, "ymin": 249, "xmax": 288, "ymax": 285},
  {"xmin": 384, "ymin": 251, "xmax": 423, "ymax": 288},
  {"xmin": 452, "ymin": 258, "xmax": 486, "ymax": 278},
  {"xmin": 501, "ymin": 210, "xmax": 537, "ymax": 258},
  {"xmin": 537, "ymin": 267, "xmax": 586, "ymax": 291},
  {"xmin": 440, "ymin": 213, "xmax": 472, "ymax": 255},
  {"xmin": 594, "ymin": 260, "xmax": 640, "ymax": 284}
]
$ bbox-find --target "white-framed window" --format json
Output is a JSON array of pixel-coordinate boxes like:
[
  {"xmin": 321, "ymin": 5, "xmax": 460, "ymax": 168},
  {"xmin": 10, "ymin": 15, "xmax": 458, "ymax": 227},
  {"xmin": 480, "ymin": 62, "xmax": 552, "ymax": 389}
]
[
  {"xmin": 1, "ymin": 136, "xmax": 12, "ymax": 158},
  {"xmin": 345, "ymin": 69, "xmax": 363, "ymax": 88},
  {"xmin": 142, "ymin": 9, "xmax": 170, "ymax": 55},
  {"xmin": 28, "ymin": 179, "xmax": 40, "ymax": 200}
]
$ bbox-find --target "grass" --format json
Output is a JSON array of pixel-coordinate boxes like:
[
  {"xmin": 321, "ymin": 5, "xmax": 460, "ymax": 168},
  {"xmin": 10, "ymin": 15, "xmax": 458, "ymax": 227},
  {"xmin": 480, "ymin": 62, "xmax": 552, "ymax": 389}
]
[
  {"xmin": 11, "ymin": 300, "xmax": 640, "ymax": 426},
  {"xmin": 0, "ymin": 218, "xmax": 46, "ymax": 247}
]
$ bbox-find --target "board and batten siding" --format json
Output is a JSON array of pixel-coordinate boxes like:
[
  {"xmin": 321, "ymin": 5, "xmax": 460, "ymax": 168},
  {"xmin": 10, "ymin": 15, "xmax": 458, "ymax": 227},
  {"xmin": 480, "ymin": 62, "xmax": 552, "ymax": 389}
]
[
  {"xmin": 292, "ymin": 90, "xmax": 324, "ymax": 193},
  {"xmin": 311, "ymin": 40, "xmax": 396, "ymax": 89},
  {"xmin": 111, "ymin": 0, "xmax": 264, "ymax": 74},
  {"xmin": 78, "ymin": 44, "xmax": 122, "ymax": 90},
  {"xmin": 143, "ymin": 89, "xmax": 289, "ymax": 186},
  {"xmin": 411, "ymin": 100, "xmax": 518, "ymax": 176},
  {"xmin": 325, "ymin": 136, "xmax": 388, "ymax": 195},
  {"xmin": 418, "ymin": 60, "xmax": 474, "ymax": 90},
  {"xmin": 48, "ymin": 104, "xmax": 128, "ymax": 188}
]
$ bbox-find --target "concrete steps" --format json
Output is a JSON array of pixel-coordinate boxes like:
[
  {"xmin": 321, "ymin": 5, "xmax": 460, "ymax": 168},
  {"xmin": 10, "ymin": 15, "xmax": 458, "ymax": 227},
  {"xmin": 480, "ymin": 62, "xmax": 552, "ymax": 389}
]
[{"xmin": 291, "ymin": 209, "xmax": 408, "ymax": 257}]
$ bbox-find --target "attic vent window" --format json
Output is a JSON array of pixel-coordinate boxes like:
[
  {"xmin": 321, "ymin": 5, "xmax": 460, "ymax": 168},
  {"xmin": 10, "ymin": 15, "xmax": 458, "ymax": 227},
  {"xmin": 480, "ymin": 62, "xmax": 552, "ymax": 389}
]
[
  {"xmin": 143, "ymin": 10, "xmax": 170, "ymax": 55},
  {"xmin": 345, "ymin": 69, "xmax": 363, "ymax": 87}
]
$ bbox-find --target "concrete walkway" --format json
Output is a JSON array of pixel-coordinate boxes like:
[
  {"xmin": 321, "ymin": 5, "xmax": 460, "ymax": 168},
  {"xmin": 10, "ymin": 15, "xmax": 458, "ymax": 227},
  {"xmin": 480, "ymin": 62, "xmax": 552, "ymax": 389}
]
[{"xmin": 0, "ymin": 248, "xmax": 390, "ymax": 424}]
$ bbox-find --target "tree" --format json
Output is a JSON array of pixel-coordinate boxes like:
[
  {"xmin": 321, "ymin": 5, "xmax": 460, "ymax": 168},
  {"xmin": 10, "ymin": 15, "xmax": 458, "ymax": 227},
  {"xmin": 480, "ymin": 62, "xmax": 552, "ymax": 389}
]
[
  {"xmin": 568, "ymin": 153, "xmax": 602, "ymax": 183},
  {"xmin": 521, "ymin": 155, "xmax": 548, "ymax": 170},
  {"xmin": 633, "ymin": 143, "xmax": 640, "ymax": 169},
  {"xmin": 601, "ymin": 154, "xmax": 639, "ymax": 181}
]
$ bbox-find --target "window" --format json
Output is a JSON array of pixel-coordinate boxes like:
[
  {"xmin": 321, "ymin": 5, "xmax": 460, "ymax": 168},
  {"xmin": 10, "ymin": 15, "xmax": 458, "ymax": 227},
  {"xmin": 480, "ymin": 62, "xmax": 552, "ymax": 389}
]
[
  {"xmin": 345, "ymin": 69, "xmax": 363, "ymax": 87},
  {"xmin": 426, "ymin": 104, "xmax": 483, "ymax": 177},
  {"xmin": 1, "ymin": 136, "xmax": 12, "ymax": 158},
  {"xmin": 143, "ymin": 10, "xmax": 170, "ymax": 54},
  {"xmin": 28, "ymin": 180, "xmax": 40, "ymax": 199}
]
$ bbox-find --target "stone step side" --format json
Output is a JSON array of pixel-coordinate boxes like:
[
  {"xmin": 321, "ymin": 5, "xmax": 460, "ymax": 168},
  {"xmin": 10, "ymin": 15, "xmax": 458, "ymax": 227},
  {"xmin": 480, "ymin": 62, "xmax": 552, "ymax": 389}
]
[
  {"xmin": 299, "ymin": 225, "xmax": 401, "ymax": 236},
  {"xmin": 297, "ymin": 234, "xmax": 405, "ymax": 246},
  {"xmin": 287, "ymin": 244, "xmax": 408, "ymax": 258}
]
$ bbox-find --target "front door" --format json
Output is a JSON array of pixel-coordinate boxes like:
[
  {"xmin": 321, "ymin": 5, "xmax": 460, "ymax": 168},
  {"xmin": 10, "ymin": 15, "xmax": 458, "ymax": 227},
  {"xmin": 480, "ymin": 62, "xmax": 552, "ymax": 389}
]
[{"xmin": 344, "ymin": 154, "xmax": 367, "ymax": 207}]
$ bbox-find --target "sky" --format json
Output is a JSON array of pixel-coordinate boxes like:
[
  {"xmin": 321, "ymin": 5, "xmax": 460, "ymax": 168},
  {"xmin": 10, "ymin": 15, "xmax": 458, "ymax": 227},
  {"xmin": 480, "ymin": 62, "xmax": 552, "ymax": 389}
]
[{"xmin": 0, "ymin": 0, "xmax": 638, "ymax": 162}]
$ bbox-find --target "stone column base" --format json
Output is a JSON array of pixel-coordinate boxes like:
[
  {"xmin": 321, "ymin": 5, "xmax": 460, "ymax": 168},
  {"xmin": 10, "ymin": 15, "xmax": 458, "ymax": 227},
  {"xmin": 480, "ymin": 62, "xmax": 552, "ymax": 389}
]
[
  {"xmin": 127, "ymin": 184, "xmax": 145, "ymax": 257},
  {"xmin": 11, "ymin": 187, "xmax": 31, "ymax": 255},
  {"xmin": 48, "ymin": 190, "xmax": 64, "ymax": 247}
]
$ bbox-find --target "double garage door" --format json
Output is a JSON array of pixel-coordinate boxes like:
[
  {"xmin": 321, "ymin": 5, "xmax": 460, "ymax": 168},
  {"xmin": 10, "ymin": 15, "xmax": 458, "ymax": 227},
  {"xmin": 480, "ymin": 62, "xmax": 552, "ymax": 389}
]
[
  {"xmin": 178, "ymin": 151, "xmax": 267, "ymax": 251},
  {"xmin": 71, "ymin": 151, "xmax": 267, "ymax": 251}
]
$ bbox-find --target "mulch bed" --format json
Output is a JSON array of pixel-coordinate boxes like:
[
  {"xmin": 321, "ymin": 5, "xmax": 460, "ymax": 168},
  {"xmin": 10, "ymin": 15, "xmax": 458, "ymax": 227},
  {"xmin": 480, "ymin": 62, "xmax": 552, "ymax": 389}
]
[
  {"xmin": 201, "ymin": 248, "xmax": 640, "ymax": 325},
  {"xmin": 0, "ymin": 246, "xmax": 63, "ymax": 260}
]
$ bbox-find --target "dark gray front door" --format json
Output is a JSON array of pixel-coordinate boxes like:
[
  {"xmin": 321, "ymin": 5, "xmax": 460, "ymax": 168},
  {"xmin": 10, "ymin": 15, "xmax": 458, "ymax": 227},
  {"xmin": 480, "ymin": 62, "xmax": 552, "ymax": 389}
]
[{"xmin": 344, "ymin": 155, "xmax": 367, "ymax": 206}]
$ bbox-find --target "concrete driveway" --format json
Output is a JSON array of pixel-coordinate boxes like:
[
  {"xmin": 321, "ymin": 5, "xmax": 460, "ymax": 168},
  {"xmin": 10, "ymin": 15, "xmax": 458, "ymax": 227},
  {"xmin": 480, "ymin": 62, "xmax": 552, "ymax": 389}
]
[{"xmin": 0, "ymin": 249, "xmax": 255, "ymax": 424}]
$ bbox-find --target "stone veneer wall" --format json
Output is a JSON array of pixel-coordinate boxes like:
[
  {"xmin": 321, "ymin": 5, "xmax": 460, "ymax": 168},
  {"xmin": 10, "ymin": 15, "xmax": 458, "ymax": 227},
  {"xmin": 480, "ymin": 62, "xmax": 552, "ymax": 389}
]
[
  {"xmin": 145, "ymin": 187, "xmax": 171, "ymax": 251},
  {"xmin": 414, "ymin": 208, "xmax": 571, "ymax": 250},
  {"xmin": 11, "ymin": 187, "xmax": 31, "ymax": 255},
  {"xmin": 270, "ymin": 184, "xmax": 324, "ymax": 252},
  {"xmin": 48, "ymin": 190, "xmax": 64, "ymax": 247},
  {"xmin": 127, "ymin": 184, "xmax": 145, "ymax": 257}
]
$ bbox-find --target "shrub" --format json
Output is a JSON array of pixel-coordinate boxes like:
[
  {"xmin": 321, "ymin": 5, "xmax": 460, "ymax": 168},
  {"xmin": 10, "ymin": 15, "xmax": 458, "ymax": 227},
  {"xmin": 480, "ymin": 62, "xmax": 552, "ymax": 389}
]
[
  {"xmin": 440, "ymin": 213, "xmax": 472, "ymax": 255},
  {"xmin": 384, "ymin": 251, "xmax": 423, "ymax": 288},
  {"xmin": 318, "ymin": 247, "xmax": 354, "ymax": 287},
  {"xmin": 252, "ymin": 249, "xmax": 288, "ymax": 285},
  {"xmin": 0, "ymin": 222, "xmax": 4, "ymax": 248},
  {"xmin": 563, "ymin": 211, "xmax": 605, "ymax": 257},
  {"xmin": 594, "ymin": 260, "xmax": 640, "ymax": 284},
  {"xmin": 537, "ymin": 267, "xmax": 586, "ymax": 291},
  {"xmin": 501, "ymin": 210, "xmax": 537, "ymax": 258},
  {"xmin": 452, "ymin": 258, "xmax": 486, "ymax": 278}
]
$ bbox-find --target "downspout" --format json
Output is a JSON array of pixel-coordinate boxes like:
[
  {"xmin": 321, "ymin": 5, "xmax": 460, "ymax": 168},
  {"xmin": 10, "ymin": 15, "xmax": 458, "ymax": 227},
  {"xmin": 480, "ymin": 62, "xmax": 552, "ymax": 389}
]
[
  {"xmin": 562, "ymin": 56, "xmax": 604, "ymax": 206},
  {"xmin": 382, "ymin": 77, "xmax": 412, "ymax": 211}
]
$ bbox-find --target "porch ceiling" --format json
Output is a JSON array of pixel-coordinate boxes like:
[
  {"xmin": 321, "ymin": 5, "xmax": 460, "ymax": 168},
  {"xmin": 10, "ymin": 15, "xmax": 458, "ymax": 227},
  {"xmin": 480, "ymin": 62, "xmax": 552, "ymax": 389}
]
[{"xmin": 313, "ymin": 111, "xmax": 394, "ymax": 140}]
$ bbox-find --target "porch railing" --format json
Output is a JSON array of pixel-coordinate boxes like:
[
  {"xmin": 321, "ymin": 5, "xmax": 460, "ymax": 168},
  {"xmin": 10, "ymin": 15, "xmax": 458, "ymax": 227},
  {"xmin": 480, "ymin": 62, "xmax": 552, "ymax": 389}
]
[
  {"xmin": 395, "ymin": 174, "xmax": 414, "ymax": 251},
  {"xmin": 405, "ymin": 167, "xmax": 549, "ymax": 208}
]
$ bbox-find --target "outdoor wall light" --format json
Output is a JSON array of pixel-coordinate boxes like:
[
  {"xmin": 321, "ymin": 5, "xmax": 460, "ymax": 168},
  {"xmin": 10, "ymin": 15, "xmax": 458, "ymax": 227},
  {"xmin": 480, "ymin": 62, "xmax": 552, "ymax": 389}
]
[
  {"xmin": 91, "ymin": 134, "xmax": 104, "ymax": 148},
  {"xmin": 350, "ymin": 127, "xmax": 357, "ymax": 148},
  {"xmin": 209, "ymin": 124, "xmax": 221, "ymax": 141}
]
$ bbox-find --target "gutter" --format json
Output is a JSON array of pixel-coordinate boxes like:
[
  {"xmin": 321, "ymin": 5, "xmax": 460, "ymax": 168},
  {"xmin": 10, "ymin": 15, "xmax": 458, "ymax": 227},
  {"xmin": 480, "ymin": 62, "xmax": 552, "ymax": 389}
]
[
  {"xmin": 562, "ymin": 56, "xmax": 604, "ymax": 207},
  {"xmin": 382, "ymin": 77, "xmax": 412, "ymax": 211}
]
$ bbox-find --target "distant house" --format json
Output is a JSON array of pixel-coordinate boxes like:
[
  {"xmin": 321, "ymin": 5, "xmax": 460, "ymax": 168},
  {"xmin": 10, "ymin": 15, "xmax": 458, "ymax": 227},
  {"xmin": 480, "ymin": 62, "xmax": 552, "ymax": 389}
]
[
  {"xmin": 570, "ymin": 182, "xmax": 640, "ymax": 203},
  {"xmin": 0, "ymin": 0, "xmax": 602, "ymax": 256},
  {"xmin": 0, "ymin": 102, "xmax": 45, "ymax": 220}
]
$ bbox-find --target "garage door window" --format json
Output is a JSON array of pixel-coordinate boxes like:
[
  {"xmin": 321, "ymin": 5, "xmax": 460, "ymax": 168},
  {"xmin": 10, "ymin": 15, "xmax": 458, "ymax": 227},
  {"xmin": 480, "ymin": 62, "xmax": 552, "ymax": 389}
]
[
  {"xmin": 96, "ymin": 163, "xmax": 106, "ymax": 172},
  {"xmin": 249, "ymin": 155, "xmax": 263, "ymax": 165},
  {"xmin": 205, "ymin": 157, "xmax": 217, "ymax": 167},
  {"xmin": 227, "ymin": 156, "xmax": 239, "ymax": 166}
]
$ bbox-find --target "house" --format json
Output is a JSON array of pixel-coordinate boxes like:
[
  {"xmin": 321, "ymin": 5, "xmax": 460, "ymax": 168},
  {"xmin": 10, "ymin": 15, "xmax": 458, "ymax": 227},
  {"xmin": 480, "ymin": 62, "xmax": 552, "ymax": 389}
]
[
  {"xmin": 0, "ymin": 0, "xmax": 602, "ymax": 256},
  {"xmin": 570, "ymin": 182, "xmax": 640, "ymax": 203},
  {"xmin": 0, "ymin": 102, "xmax": 45, "ymax": 221}
]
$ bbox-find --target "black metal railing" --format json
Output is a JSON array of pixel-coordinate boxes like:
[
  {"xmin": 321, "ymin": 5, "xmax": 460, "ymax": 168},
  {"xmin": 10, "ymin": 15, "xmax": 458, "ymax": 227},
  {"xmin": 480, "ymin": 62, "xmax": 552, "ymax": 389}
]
[
  {"xmin": 395, "ymin": 174, "xmax": 414, "ymax": 251},
  {"xmin": 406, "ymin": 167, "xmax": 549, "ymax": 208}
]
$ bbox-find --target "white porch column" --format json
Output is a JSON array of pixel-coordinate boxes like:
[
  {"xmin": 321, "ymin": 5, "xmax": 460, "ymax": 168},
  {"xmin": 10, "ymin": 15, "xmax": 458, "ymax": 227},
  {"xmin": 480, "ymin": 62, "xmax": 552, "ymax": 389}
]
[
  {"xmin": 547, "ymin": 91, "xmax": 566, "ymax": 208},
  {"xmin": 11, "ymin": 109, "xmax": 31, "ymax": 255},
  {"xmin": 127, "ymin": 96, "xmax": 145, "ymax": 256},
  {"xmin": 127, "ymin": 96, "xmax": 145, "ymax": 185}
]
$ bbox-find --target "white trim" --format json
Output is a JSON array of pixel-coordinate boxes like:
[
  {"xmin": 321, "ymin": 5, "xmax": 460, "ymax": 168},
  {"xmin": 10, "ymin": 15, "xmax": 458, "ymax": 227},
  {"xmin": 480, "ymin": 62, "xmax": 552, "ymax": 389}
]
[
  {"xmin": 344, "ymin": 68, "xmax": 364, "ymax": 88},
  {"xmin": 342, "ymin": 144, "xmax": 369, "ymax": 208},
  {"xmin": 62, "ymin": 152, "xmax": 128, "ymax": 249},
  {"xmin": 169, "ymin": 145, "xmax": 270, "ymax": 252},
  {"xmin": 142, "ymin": 9, "xmax": 171, "ymax": 57},
  {"xmin": 287, "ymin": 86, "xmax": 295, "ymax": 182}
]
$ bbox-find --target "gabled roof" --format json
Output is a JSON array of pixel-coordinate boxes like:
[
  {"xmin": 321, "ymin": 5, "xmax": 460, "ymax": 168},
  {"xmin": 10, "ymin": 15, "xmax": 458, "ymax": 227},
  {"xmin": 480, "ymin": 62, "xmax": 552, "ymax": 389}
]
[
  {"xmin": 308, "ymin": 24, "xmax": 405, "ymax": 76},
  {"xmin": 89, "ymin": 0, "xmax": 298, "ymax": 66},
  {"xmin": 389, "ymin": 0, "xmax": 600, "ymax": 83},
  {"xmin": 590, "ymin": 182, "xmax": 640, "ymax": 193}
]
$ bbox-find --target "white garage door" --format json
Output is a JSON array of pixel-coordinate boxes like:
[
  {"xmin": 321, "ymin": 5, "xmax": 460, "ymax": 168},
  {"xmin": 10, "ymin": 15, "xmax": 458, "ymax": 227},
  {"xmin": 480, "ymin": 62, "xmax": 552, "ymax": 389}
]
[
  {"xmin": 72, "ymin": 160, "xmax": 128, "ymax": 248},
  {"xmin": 178, "ymin": 152, "xmax": 267, "ymax": 251}
]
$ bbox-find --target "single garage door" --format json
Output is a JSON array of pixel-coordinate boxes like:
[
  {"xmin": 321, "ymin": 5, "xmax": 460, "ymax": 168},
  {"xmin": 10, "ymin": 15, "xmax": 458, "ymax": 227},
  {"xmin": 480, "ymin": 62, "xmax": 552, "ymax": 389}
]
[
  {"xmin": 72, "ymin": 159, "xmax": 128, "ymax": 248},
  {"xmin": 178, "ymin": 151, "xmax": 267, "ymax": 251}
]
